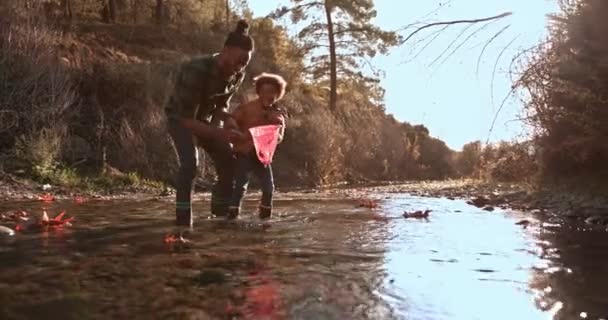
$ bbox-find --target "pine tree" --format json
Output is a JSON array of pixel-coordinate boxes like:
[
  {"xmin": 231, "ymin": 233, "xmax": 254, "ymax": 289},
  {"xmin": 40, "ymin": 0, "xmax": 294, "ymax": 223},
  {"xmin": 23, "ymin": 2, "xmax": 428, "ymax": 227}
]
[{"xmin": 272, "ymin": 0, "xmax": 400, "ymax": 110}]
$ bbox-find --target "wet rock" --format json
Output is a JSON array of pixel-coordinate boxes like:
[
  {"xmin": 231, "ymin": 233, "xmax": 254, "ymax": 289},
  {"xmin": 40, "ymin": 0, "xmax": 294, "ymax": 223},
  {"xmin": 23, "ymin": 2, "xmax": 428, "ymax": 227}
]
[
  {"xmin": 197, "ymin": 269, "xmax": 227, "ymax": 286},
  {"xmin": 468, "ymin": 196, "xmax": 489, "ymax": 208},
  {"xmin": 159, "ymin": 187, "xmax": 175, "ymax": 197},
  {"xmin": 482, "ymin": 206, "xmax": 495, "ymax": 212},
  {"xmin": 0, "ymin": 225, "xmax": 15, "ymax": 237},
  {"xmin": 357, "ymin": 199, "xmax": 379, "ymax": 209},
  {"xmin": 584, "ymin": 215, "xmax": 608, "ymax": 226},
  {"xmin": 516, "ymin": 220, "xmax": 531, "ymax": 227},
  {"xmin": 447, "ymin": 196, "xmax": 455, "ymax": 200}
]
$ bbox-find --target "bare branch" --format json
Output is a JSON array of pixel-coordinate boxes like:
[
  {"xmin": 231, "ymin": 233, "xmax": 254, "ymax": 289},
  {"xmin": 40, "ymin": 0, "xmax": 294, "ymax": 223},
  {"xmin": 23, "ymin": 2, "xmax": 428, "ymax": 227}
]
[
  {"xmin": 428, "ymin": 23, "xmax": 475, "ymax": 67},
  {"xmin": 435, "ymin": 20, "xmax": 501, "ymax": 69},
  {"xmin": 491, "ymin": 34, "xmax": 521, "ymax": 110},
  {"xmin": 486, "ymin": 85, "xmax": 517, "ymax": 144},
  {"xmin": 401, "ymin": 25, "xmax": 449, "ymax": 64},
  {"xmin": 476, "ymin": 24, "xmax": 511, "ymax": 78},
  {"xmin": 399, "ymin": 12, "xmax": 513, "ymax": 45}
]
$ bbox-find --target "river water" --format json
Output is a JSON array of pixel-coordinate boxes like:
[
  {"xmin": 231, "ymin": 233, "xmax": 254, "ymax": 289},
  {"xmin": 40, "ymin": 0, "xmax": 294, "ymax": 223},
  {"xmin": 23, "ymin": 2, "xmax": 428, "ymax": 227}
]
[{"xmin": 0, "ymin": 192, "xmax": 607, "ymax": 319}]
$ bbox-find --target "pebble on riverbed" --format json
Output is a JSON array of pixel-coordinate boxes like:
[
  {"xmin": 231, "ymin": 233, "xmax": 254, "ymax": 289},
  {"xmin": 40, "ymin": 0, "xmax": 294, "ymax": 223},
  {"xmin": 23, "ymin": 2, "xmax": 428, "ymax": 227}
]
[
  {"xmin": 0, "ymin": 225, "xmax": 15, "ymax": 237},
  {"xmin": 467, "ymin": 196, "xmax": 490, "ymax": 208},
  {"xmin": 584, "ymin": 215, "xmax": 608, "ymax": 226},
  {"xmin": 357, "ymin": 199, "xmax": 379, "ymax": 209},
  {"xmin": 197, "ymin": 269, "xmax": 227, "ymax": 286}
]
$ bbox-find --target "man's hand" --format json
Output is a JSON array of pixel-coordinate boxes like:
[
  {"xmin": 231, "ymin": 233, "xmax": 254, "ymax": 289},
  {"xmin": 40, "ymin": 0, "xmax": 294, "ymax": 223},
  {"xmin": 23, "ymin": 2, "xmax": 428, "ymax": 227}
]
[
  {"xmin": 224, "ymin": 117, "xmax": 239, "ymax": 131},
  {"xmin": 182, "ymin": 118, "xmax": 245, "ymax": 144},
  {"xmin": 216, "ymin": 128, "xmax": 246, "ymax": 144},
  {"xmin": 181, "ymin": 118, "xmax": 215, "ymax": 138}
]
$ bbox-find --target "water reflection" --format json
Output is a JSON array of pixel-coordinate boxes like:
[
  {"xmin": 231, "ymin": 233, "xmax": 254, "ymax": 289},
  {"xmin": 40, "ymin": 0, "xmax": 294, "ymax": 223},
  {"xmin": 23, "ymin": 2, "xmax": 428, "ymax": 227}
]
[
  {"xmin": 0, "ymin": 197, "xmax": 394, "ymax": 319},
  {"xmin": 379, "ymin": 195, "xmax": 549, "ymax": 320},
  {"xmin": 529, "ymin": 219, "xmax": 608, "ymax": 320}
]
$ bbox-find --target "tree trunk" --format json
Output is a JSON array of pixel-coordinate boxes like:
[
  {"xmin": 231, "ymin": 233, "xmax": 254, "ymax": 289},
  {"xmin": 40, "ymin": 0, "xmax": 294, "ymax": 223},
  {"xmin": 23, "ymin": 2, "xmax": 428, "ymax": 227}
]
[
  {"xmin": 131, "ymin": 0, "xmax": 139, "ymax": 23},
  {"xmin": 108, "ymin": 0, "xmax": 116, "ymax": 22},
  {"xmin": 61, "ymin": 0, "xmax": 72, "ymax": 22},
  {"xmin": 155, "ymin": 0, "xmax": 164, "ymax": 25},
  {"xmin": 324, "ymin": 1, "xmax": 337, "ymax": 111},
  {"xmin": 225, "ymin": 0, "xmax": 230, "ymax": 31},
  {"xmin": 101, "ymin": 0, "xmax": 116, "ymax": 23}
]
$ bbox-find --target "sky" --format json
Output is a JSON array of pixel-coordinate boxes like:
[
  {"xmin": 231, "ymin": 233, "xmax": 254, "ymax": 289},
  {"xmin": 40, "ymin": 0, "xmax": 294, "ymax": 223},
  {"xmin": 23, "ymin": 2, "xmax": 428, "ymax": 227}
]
[{"xmin": 246, "ymin": 0, "xmax": 559, "ymax": 150}]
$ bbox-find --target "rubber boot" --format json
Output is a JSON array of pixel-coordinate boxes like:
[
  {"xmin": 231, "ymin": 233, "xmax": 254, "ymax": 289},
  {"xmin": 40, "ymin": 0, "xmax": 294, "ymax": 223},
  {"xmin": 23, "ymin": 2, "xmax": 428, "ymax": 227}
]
[
  {"xmin": 259, "ymin": 206, "xmax": 272, "ymax": 219},
  {"xmin": 176, "ymin": 208, "xmax": 193, "ymax": 227},
  {"xmin": 227, "ymin": 206, "xmax": 240, "ymax": 220}
]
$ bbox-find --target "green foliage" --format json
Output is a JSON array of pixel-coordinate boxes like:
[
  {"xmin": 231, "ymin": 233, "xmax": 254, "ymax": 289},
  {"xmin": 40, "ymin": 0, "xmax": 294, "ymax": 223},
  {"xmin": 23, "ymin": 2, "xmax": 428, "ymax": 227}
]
[
  {"xmin": 273, "ymin": 0, "xmax": 400, "ymax": 80},
  {"xmin": 456, "ymin": 141, "xmax": 538, "ymax": 183}
]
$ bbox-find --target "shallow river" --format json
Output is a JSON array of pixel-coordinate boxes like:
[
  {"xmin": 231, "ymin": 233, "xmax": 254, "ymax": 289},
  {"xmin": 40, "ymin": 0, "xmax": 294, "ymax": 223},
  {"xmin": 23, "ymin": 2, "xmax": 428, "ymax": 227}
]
[{"xmin": 0, "ymin": 192, "xmax": 607, "ymax": 319}]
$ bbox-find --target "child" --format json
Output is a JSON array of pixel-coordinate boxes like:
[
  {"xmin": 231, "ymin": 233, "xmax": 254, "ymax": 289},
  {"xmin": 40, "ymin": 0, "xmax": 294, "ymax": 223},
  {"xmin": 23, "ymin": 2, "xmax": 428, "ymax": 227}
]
[{"xmin": 226, "ymin": 73, "xmax": 288, "ymax": 220}]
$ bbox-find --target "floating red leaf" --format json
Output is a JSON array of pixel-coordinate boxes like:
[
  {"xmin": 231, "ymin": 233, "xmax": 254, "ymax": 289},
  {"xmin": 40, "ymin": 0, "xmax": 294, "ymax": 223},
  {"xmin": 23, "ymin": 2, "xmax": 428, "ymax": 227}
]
[
  {"xmin": 39, "ymin": 194, "xmax": 55, "ymax": 202},
  {"xmin": 74, "ymin": 196, "xmax": 86, "ymax": 204},
  {"xmin": 164, "ymin": 234, "xmax": 178, "ymax": 244}
]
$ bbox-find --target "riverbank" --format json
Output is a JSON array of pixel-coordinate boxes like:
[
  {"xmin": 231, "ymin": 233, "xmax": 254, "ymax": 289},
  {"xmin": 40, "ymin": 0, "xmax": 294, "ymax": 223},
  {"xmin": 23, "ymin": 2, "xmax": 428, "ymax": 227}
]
[
  {"xmin": 326, "ymin": 179, "xmax": 608, "ymax": 227},
  {"xmin": 2, "ymin": 172, "xmax": 608, "ymax": 226}
]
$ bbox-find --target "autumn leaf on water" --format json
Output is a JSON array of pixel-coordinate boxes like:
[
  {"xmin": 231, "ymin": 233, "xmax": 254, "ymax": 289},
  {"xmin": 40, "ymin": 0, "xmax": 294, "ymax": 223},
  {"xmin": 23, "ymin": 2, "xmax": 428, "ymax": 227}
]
[
  {"xmin": 38, "ymin": 194, "xmax": 55, "ymax": 202},
  {"xmin": 41, "ymin": 211, "xmax": 74, "ymax": 227},
  {"xmin": 357, "ymin": 198, "xmax": 379, "ymax": 209},
  {"xmin": 15, "ymin": 211, "xmax": 74, "ymax": 232},
  {"xmin": 403, "ymin": 209, "xmax": 432, "ymax": 219},
  {"xmin": 164, "ymin": 233, "xmax": 178, "ymax": 243},
  {"xmin": 74, "ymin": 196, "xmax": 87, "ymax": 204},
  {"xmin": 164, "ymin": 233, "xmax": 190, "ymax": 244}
]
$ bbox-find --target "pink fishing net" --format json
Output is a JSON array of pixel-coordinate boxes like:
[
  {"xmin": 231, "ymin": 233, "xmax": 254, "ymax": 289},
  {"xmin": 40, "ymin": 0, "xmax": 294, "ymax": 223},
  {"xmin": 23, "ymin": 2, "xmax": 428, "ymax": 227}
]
[{"xmin": 249, "ymin": 124, "xmax": 281, "ymax": 165}]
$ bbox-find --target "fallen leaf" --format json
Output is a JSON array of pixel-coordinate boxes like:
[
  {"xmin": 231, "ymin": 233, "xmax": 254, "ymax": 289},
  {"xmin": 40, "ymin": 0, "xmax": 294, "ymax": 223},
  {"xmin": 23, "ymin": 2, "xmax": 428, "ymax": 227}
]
[
  {"xmin": 164, "ymin": 234, "xmax": 178, "ymax": 243},
  {"xmin": 357, "ymin": 199, "xmax": 379, "ymax": 209},
  {"xmin": 74, "ymin": 196, "xmax": 86, "ymax": 204},
  {"xmin": 164, "ymin": 233, "xmax": 190, "ymax": 244},
  {"xmin": 403, "ymin": 209, "xmax": 431, "ymax": 219},
  {"xmin": 39, "ymin": 194, "xmax": 55, "ymax": 202},
  {"xmin": 16, "ymin": 211, "xmax": 74, "ymax": 232}
]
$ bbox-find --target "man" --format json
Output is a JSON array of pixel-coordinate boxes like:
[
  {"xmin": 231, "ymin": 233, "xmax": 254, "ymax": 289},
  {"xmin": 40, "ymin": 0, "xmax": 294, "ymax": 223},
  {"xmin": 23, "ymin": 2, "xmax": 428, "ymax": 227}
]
[{"xmin": 165, "ymin": 20, "xmax": 254, "ymax": 226}]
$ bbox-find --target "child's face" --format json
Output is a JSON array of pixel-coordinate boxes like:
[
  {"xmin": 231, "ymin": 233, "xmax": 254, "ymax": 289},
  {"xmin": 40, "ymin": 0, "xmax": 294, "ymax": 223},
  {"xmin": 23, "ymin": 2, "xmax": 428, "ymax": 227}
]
[{"xmin": 258, "ymin": 83, "xmax": 280, "ymax": 107}]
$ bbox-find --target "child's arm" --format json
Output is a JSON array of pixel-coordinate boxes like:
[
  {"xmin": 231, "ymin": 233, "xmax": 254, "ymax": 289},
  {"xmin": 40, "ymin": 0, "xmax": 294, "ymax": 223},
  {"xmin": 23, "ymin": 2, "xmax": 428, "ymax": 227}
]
[
  {"xmin": 277, "ymin": 116, "xmax": 286, "ymax": 143},
  {"xmin": 266, "ymin": 105, "xmax": 288, "ymax": 143}
]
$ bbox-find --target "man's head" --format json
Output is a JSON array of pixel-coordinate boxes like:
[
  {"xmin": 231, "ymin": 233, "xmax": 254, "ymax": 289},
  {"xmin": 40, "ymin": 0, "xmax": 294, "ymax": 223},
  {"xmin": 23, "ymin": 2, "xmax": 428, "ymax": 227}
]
[
  {"xmin": 218, "ymin": 20, "xmax": 254, "ymax": 78},
  {"xmin": 254, "ymin": 73, "xmax": 287, "ymax": 107}
]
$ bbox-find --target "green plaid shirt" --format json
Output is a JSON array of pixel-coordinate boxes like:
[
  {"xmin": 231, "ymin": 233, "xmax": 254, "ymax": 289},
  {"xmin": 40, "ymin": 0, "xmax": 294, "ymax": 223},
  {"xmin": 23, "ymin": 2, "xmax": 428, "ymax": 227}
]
[{"xmin": 165, "ymin": 54, "xmax": 245, "ymax": 122}]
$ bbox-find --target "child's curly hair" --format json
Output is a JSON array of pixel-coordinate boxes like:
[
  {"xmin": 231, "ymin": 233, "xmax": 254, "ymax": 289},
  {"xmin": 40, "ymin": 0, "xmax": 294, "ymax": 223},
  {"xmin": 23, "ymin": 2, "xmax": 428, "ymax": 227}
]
[{"xmin": 253, "ymin": 73, "xmax": 287, "ymax": 100}]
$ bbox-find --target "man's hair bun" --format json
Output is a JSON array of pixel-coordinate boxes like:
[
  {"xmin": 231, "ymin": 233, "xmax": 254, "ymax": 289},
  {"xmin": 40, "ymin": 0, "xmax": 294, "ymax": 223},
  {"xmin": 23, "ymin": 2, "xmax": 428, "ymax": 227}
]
[{"xmin": 236, "ymin": 20, "xmax": 249, "ymax": 34}]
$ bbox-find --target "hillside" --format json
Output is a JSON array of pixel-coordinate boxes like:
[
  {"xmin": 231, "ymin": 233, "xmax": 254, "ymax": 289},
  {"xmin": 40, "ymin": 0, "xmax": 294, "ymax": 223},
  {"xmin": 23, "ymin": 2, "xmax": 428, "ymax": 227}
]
[{"xmin": 0, "ymin": 1, "xmax": 459, "ymax": 194}]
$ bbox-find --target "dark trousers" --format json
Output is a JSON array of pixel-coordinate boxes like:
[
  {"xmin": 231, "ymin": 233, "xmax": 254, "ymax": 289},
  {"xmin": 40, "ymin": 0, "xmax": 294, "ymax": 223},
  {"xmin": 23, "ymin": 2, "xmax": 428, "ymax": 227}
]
[
  {"xmin": 168, "ymin": 119, "xmax": 235, "ymax": 225},
  {"xmin": 230, "ymin": 151, "xmax": 274, "ymax": 210}
]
